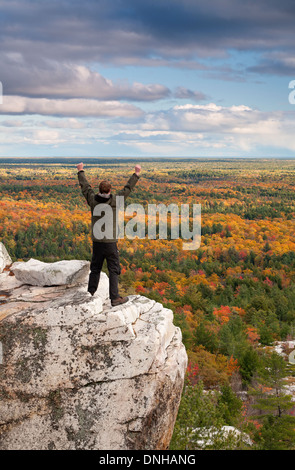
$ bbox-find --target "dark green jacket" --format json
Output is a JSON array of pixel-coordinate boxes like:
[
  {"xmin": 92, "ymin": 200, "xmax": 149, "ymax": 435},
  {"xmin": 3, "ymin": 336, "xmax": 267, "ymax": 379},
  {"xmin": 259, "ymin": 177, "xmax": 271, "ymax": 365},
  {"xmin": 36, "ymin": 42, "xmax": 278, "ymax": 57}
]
[{"xmin": 78, "ymin": 170, "xmax": 140, "ymax": 243}]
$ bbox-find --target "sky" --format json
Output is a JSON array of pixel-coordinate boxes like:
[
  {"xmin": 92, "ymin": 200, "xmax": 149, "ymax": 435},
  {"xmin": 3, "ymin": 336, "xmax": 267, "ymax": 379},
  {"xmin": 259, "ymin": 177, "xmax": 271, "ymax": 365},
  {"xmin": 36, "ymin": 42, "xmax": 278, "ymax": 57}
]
[{"xmin": 0, "ymin": 0, "xmax": 295, "ymax": 158}]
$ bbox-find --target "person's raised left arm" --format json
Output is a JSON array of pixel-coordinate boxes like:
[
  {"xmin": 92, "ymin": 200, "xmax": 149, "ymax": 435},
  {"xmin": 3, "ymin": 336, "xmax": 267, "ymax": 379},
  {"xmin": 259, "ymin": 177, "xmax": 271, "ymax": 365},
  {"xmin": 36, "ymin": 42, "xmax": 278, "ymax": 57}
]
[{"xmin": 117, "ymin": 165, "xmax": 141, "ymax": 200}]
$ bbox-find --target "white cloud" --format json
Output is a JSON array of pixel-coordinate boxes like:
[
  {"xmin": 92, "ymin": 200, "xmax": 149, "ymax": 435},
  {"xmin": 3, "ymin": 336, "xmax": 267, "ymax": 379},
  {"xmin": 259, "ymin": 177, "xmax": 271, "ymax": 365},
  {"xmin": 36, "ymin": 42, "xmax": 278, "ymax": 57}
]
[
  {"xmin": 110, "ymin": 103, "xmax": 295, "ymax": 153},
  {"xmin": 173, "ymin": 103, "xmax": 223, "ymax": 111},
  {"xmin": 0, "ymin": 95, "xmax": 144, "ymax": 118},
  {"xmin": 23, "ymin": 129, "xmax": 63, "ymax": 145},
  {"xmin": 0, "ymin": 119, "xmax": 24, "ymax": 127},
  {"xmin": 1, "ymin": 100, "xmax": 295, "ymax": 155},
  {"xmin": 44, "ymin": 118, "xmax": 86, "ymax": 129}
]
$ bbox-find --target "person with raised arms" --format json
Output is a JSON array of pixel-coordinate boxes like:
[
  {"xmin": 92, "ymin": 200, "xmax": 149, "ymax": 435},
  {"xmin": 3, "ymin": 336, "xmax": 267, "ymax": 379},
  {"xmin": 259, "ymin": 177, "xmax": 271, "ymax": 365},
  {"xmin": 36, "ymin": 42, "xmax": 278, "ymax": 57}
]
[{"xmin": 77, "ymin": 161, "xmax": 141, "ymax": 306}]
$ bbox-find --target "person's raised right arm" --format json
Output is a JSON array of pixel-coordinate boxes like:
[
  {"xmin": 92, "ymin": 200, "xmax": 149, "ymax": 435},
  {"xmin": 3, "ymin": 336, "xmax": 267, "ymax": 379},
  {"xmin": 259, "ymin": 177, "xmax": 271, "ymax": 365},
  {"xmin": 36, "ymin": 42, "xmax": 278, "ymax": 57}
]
[{"xmin": 77, "ymin": 162, "xmax": 95, "ymax": 207}]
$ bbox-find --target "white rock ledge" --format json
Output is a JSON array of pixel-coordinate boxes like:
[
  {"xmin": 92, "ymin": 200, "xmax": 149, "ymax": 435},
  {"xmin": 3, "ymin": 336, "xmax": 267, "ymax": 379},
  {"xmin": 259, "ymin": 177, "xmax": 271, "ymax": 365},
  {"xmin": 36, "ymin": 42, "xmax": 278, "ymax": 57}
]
[
  {"xmin": 0, "ymin": 255, "xmax": 187, "ymax": 450},
  {"xmin": 10, "ymin": 258, "xmax": 90, "ymax": 286}
]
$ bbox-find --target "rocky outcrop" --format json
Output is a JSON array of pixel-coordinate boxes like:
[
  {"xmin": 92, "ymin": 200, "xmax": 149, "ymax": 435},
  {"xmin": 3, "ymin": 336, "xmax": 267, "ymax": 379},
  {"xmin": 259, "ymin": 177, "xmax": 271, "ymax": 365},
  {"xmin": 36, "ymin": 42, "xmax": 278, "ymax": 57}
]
[{"xmin": 0, "ymin": 252, "xmax": 187, "ymax": 450}]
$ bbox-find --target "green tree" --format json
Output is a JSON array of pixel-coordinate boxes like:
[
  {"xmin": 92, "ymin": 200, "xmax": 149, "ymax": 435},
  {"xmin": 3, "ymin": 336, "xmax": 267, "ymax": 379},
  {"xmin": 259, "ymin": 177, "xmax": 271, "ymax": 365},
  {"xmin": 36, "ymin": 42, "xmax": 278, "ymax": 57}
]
[
  {"xmin": 218, "ymin": 316, "xmax": 248, "ymax": 358},
  {"xmin": 170, "ymin": 380, "xmax": 223, "ymax": 450},
  {"xmin": 182, "ymin": 285, "xmax": 209, "ymax": 313},
  {"xmin": 250, "ymin": 352, "xmax": 295, "ymax": 450},
  {"xmin": 170, "ymin": 380, "xmax": 247, "ymax": 450},
  {"xmin": 217, "ymin": 384, "xmax": 243, "ymax": 427},
  {"xmin": 238, "ymin": 347, "xmax": 260, "ymax": 385},
  {"xmin": 193, "ymin": 321, "xmax": 218, "ymax": 353}
]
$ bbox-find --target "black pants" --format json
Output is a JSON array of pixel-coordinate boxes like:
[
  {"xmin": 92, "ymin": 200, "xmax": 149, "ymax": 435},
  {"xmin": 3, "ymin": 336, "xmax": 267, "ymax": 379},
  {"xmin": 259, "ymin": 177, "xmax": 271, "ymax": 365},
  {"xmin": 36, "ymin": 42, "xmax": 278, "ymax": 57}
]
[{"xmin": 88, "ymin": 241, "xmax": 121, "ymax": 300}]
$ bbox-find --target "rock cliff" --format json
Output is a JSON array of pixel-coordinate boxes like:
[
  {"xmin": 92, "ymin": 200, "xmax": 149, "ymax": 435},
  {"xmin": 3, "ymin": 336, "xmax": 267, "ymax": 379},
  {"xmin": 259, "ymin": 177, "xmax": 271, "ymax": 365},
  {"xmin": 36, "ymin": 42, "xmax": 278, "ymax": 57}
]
[{"xmin": 0, "ymin": 245, "xmax": 187, "ymax": 450}]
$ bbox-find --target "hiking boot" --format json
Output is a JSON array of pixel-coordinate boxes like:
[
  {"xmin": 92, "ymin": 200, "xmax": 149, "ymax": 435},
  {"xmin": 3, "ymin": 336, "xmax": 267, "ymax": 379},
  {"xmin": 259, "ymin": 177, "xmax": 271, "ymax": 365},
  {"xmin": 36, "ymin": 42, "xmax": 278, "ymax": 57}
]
[{"xmin": 111, "ymin": 296, "xmax": 129, "ymax": 307}]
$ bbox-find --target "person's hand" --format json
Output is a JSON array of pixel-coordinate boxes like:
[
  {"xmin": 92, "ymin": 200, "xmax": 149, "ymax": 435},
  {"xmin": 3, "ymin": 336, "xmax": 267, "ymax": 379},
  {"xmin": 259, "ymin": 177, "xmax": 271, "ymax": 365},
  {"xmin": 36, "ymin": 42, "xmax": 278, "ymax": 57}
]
[
  {"xmin": 135, "ymin": 164, "xmax": 141, "ymax": 176},
  {"xmin": 77, "ymin": 162, "xmax": 84, "ymax": 171}
]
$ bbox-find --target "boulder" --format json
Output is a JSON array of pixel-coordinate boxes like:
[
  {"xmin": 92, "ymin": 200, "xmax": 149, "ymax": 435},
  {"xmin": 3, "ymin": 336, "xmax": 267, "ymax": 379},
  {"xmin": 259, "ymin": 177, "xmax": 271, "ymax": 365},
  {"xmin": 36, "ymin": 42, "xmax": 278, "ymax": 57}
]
[
  {"xmin": 11, "ymin": 258, "xmax": 90, "ymax": 286},
  {"xmin": 0, "ymin": 256, "xmax": 187, "ymax": 450}
]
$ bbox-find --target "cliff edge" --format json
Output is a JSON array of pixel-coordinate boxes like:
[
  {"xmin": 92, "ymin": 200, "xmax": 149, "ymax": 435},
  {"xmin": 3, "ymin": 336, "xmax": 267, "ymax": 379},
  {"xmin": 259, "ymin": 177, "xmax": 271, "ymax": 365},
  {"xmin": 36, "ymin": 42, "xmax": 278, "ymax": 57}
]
[{"xmin": 0, "ymin": 243, "xmax": 187, "ymax": 450}]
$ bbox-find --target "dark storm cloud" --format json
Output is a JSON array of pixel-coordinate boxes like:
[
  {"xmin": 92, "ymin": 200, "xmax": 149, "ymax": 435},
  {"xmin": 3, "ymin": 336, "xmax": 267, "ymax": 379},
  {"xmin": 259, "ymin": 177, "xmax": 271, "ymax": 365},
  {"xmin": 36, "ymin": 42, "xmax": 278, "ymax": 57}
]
[
  {"xmin": 0, "ymin": 0, "xmax": 295, "ymax": 102},
  {"xmin": 248, "ymin": 54, "xmax": 295, "ymax": 76},
  {"xmin": 1, "ymin": 0, "xmax": 294, "ymax": 59}
]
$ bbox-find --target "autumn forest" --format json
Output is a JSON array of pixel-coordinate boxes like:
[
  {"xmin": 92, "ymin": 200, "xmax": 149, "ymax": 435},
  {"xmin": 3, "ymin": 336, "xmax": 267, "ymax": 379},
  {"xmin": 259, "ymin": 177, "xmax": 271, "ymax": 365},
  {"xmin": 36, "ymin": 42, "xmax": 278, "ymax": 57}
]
[{"xmin": 1, "ymin": 157, "xmax": 295, "ymax": 450}]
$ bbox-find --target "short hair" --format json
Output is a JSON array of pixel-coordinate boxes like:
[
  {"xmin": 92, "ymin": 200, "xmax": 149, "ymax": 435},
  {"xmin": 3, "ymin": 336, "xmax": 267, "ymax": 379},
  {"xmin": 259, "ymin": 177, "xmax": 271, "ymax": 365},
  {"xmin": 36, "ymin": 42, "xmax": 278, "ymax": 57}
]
[{"xmin": 99, "ymin": 180, "xmax": 111, "ymax": 194}]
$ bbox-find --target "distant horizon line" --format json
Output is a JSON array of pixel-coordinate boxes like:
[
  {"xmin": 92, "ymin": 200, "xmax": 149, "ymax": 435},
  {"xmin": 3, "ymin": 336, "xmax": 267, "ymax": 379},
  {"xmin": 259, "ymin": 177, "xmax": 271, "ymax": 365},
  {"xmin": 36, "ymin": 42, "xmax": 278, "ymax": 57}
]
[{"xmin": 1, "ymin": 156, "xmax": 295, "ymax": 160}]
